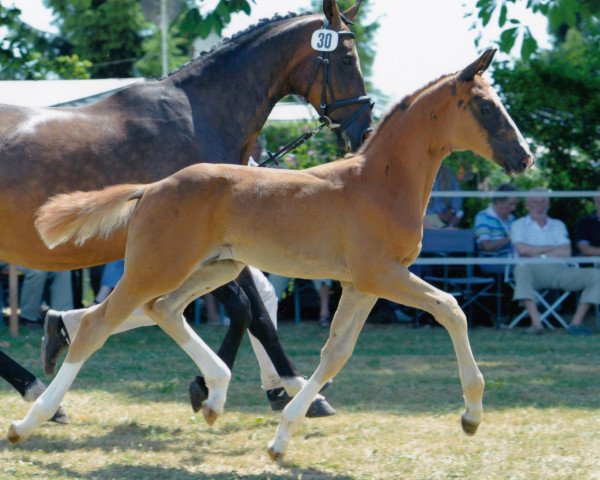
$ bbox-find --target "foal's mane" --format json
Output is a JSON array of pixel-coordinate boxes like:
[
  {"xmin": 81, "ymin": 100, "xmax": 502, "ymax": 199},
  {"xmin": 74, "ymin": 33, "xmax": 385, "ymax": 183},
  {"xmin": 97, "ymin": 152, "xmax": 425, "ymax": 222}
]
[
  {"xmin": 360, "ymin": 72, "xmax": 456, "ymax": 151},
  {"xmin": 166, "ymin": 12, "xmax": 313, "ymax": 79}
]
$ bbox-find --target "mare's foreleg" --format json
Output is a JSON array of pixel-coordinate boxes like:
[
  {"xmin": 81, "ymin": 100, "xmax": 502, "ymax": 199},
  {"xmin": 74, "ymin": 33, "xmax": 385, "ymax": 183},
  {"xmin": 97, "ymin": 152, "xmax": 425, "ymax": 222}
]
[
  {"xmin": 8, "ymin": 283, "xmax": 141, "ymax": 444},
  {"xmin": 142, "ymin": 260, "xmax": 245, "ymax": 425},
  {"xmin": 268, "ymin": 285, "xmax": 377, "ymax": 460}
]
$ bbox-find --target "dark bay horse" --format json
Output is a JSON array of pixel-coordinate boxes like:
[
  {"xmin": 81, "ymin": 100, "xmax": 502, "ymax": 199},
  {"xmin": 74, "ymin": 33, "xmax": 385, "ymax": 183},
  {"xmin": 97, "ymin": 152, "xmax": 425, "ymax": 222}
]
[
  {"xmin": 14, "ymin": 49, "xmax": 534, "ymax": 455},
  {"xmin": 0, "ymin": 0, "xmax": 372, "ymax": 412}
]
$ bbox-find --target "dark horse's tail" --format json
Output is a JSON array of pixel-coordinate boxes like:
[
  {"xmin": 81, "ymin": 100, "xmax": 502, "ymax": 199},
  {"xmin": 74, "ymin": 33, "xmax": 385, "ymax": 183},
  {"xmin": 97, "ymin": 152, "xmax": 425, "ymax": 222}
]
[{"xmin": 35, "ymin": 184, "xmax": 146, "ymax": 249}]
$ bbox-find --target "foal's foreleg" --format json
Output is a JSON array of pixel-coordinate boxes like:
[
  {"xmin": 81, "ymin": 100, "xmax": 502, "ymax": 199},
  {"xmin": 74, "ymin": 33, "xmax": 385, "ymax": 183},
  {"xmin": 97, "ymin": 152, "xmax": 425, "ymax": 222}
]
[
  {"xmin": 268, "ymin": 285, "xmax": 377, "ymax": 460},
  {"xmin": 142, "ymin": 260, "xmax": 245, "ymax": 425},
  {"xmin": 368, "ymin": 265, "xmax": 485, "ymax": 435}
]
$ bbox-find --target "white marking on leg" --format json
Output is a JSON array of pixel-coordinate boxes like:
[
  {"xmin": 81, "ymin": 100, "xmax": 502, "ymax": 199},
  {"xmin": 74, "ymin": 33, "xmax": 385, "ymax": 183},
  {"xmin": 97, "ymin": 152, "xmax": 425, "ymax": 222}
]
[{"xmin": 11, "ymin": 361, "xmax": 83, "ymax": 442}]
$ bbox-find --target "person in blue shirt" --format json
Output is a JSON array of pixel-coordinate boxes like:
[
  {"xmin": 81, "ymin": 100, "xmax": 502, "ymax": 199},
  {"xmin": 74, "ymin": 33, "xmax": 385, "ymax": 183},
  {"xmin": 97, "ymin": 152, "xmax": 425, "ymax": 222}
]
[{"xmin": 474, "ymin": 183, "xmax": 519, "ymax": 275}]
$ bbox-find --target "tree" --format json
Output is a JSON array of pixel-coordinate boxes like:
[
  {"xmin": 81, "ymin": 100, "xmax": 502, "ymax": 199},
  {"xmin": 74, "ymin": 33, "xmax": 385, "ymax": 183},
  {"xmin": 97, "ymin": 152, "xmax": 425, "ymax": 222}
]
[
  {"xmin": 0, "ymin": 4, "xmax": 91, "ymax": 79},
  {"xmin": 469, "ymin": 0, "xmax": 600, "ymax": 59},
  {"xmin": 491, "ymin": 18, "xmax": 600, "ymax": 227}
]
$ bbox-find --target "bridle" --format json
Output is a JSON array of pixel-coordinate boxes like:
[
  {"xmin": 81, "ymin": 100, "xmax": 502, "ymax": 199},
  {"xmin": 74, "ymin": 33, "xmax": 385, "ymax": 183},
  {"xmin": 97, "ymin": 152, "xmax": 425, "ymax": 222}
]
[
  {"xmin": 259, "ymin": 21, "xmax": 374, "ymax": 168},
  {"xmin": 303, "ymin": 21, "xmax": 374, "ymax": 134}
]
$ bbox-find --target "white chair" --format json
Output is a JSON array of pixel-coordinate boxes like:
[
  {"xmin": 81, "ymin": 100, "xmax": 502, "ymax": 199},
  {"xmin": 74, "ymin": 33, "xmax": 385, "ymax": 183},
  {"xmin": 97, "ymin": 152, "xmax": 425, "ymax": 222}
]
[{"xmin": 504, "ymin": 259, "xmax": 574, "ymax": 330}]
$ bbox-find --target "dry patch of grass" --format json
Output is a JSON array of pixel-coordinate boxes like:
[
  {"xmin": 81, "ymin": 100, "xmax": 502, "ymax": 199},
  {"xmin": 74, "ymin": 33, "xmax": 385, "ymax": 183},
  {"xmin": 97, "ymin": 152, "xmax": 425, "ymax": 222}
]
[{"xmin": 1, "ymin": 322, "xmax": 599, "ymax": 479}]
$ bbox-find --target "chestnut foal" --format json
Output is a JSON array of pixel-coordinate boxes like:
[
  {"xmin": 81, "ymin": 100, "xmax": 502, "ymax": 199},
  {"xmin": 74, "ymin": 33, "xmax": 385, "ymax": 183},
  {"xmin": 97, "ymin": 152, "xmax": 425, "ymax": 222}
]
[{"xmin": 15, "ymin": 49, "xmax": 532, "ymax": 459}]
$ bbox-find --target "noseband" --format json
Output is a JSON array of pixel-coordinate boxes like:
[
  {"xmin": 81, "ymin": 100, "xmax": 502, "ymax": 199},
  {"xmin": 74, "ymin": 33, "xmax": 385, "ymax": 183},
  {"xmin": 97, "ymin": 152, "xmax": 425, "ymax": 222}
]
[{"xmin": 303, "ymin": 24, "xmax": 374, "ymax": 134}]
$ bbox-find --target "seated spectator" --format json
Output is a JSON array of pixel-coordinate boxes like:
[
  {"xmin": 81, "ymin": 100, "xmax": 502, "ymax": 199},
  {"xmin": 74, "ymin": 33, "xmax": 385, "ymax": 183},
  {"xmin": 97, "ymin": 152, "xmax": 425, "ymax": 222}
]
[
  {"xmin": 424, "ymin": 164, "xmax": 463, "ymax": 229},
  {"xmin": 474, "ymin": 183, "xmax": 519, "ymax": 275},
  {"xmin": 18, "ymin": 268, "xmax": 73, "ymax": 328},
  {"xmin": 511, "ymin": 188, "xmax": 600, "ymax": 336},
  {"xmin": 575, "ymin": 189, "xmax": 600, "ymax": 257}
]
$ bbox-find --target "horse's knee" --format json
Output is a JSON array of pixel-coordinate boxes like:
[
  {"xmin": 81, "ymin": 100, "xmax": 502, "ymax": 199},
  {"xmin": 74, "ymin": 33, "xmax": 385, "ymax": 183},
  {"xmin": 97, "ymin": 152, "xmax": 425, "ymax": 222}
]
[
  {"xmin": 319, "ymin": 341, "xmax": 352, "ymax": 379},
  {"xmin": 432, "ymin": 293, "xmax": 467, "ymax": 330},
  {"xmin": 149, "ymin": 296, "xmax": 178, "ymax": 321}
]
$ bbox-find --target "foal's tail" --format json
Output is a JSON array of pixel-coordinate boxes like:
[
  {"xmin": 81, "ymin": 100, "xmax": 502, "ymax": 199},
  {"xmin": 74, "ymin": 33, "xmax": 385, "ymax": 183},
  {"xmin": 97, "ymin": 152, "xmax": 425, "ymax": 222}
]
[{"xmin": 35, "ymin": 184, "xmax": 147, "ymax": 249}]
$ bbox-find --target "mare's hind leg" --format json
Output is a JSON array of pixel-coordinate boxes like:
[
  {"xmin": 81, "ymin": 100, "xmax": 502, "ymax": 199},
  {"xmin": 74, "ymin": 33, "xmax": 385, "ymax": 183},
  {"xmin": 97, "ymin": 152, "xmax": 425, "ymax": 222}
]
[
  {"xmin": 364, "ymin": 264, "xmax": 485, "ymax": 436},
  {"xmin": 8, "ymin": 281, "xmax": 143, "ymax": 444},
  {"xmin": 142, "ymin": 260, "xmax": 245, "ymax": 426},
  {"xmin": 269, "ymin": 284, "xmax": 377, "ymax": 460}
]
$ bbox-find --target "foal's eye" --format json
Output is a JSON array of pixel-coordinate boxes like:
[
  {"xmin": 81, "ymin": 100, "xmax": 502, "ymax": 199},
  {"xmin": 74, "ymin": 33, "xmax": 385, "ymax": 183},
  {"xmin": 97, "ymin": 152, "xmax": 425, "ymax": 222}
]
[
  {"xmin": 342, "ymin": 56, "xmax": 354, "ymax": 66},
  {"xmin": 481, "ymin": 102, "xmax": 493, "ymax": 114}
]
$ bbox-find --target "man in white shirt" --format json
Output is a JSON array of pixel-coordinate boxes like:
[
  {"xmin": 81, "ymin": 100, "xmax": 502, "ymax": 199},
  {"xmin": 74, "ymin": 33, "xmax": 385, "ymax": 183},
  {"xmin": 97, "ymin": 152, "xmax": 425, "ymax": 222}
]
[{"xmin": 511, "ymin": 188, "xmax": 600, "ymax": 335}]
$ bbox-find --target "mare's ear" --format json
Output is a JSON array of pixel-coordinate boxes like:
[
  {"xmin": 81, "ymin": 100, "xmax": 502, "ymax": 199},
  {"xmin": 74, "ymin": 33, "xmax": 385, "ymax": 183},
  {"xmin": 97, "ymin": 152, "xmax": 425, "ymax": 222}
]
[
  {"xmin": 323, "ymin": 0, "xmax": 343, "ymax": 29},
  {"xmin": 341, "ymin": 0, "xmax": 363, "ymax": 24},
  {"xmin": 459, "ymin": 48, "xmax": 497, "ymax": 82}
]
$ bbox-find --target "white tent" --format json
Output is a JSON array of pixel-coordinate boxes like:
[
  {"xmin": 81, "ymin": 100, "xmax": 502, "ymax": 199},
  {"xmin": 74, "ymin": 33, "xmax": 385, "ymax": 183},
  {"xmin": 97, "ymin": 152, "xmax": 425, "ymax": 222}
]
[{"xmin": 0, "ymin": 79, "xmax": 318, "ymax": 120}]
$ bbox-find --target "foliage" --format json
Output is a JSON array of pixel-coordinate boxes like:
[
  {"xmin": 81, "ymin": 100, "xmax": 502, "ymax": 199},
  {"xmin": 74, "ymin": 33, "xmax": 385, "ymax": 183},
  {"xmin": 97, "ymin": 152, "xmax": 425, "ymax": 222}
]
[
  {"xmin": 0, "ymin": 4, "xmax": 91, "ymax": 79},
  {"xmin": 178, "ymin": 0, "xmax": 254, "ymax": 40},
  {"xmin": 44, "ymin": 0, "xmax": 150, "ymax": 78},
  {"xmin": 491, "ymin": 17, "xmax": 600, "ymax": 229},
  {"xmin": 468, "ymin": 0, "xmax": 600, "ymax": 59}
]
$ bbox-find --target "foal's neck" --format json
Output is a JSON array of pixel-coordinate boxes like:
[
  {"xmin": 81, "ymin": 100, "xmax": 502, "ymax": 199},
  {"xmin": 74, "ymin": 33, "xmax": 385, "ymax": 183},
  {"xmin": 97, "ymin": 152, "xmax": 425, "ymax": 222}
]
[{"xmin": 361, "ymin": 81, "xmax": 456, "ymax": 213}]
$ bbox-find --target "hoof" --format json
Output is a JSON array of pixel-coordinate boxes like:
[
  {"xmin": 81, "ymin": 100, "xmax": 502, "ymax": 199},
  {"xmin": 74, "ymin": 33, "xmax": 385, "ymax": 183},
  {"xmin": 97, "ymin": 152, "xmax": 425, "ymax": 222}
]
[
  {"xmin": 461, "ymin": 415, "xmax": 479, "ymax": 436},
  {"xmin": 306, "ymin": 396, "xmax": 336, "ymax": 418},
  {"xmin": 50, "ymin": 406, "xmax": 70, "ymax": 425},
  {"xmin": 7, "ymin": 423, "xmax": 21, "ymax": 445},
  {"xmin": 201, "ymin": 404, "xmax": 219, "ymax": 426},
  {"xmin": 189, "ymin": 376, "xmax": 209, "ymax": 413},
  {"xmin": 268, "ymin": 446, "xmax": 284, "ymax": 461}
]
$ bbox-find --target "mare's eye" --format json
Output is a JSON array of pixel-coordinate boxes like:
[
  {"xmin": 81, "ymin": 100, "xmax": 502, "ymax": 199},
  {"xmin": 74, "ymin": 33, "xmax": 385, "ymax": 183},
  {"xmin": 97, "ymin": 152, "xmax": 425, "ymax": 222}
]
[
  {"xmin": 342, "ymin": 56, "xmax": 354, "ymax": 66},
  {"xmin": 481, "ymin": 102, "xmax": 493, "ymax": 114}
]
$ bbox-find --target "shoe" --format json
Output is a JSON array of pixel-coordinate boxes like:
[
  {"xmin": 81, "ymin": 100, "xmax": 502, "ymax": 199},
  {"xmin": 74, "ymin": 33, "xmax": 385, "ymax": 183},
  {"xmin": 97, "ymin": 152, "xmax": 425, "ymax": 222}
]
[
  {"xmin": 521, "ymin": 326, "xmax": 544, "ymax": 335},
  {"xmin": 19, "ymin": 316, "xmax": 42, "ymax": 329},
  {"xmin": 41, "ymin": 310, "xmax": 70, "ymax": 376},
  {"xmin": 567, "ymin": 324, "xmax": 592, "ymax": 336},
  {"xmin": 319, "ymin": 315, "xmax": 331, "ymax": 328},
  {"xmin": 188, "ymin": 376, "xmax": 209, "ymax": 413}
]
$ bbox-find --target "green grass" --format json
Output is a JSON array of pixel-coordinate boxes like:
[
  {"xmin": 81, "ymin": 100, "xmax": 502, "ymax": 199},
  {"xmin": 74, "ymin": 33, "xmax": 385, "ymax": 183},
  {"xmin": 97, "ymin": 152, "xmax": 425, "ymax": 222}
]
[{"xmin": 1, "ymin": 321, "xmax": 599, "ymax": 479}]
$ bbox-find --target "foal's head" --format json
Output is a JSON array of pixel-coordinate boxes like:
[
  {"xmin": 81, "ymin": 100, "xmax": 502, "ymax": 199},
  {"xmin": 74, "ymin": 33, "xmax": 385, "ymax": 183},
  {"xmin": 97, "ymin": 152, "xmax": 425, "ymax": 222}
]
[
  {"xmin": 291, "ymin": 0, "xmax": 373, "ymax": 153},
  {"xmin": 450, "ymin": 49, "xmax": 534, "ymax": 175}
]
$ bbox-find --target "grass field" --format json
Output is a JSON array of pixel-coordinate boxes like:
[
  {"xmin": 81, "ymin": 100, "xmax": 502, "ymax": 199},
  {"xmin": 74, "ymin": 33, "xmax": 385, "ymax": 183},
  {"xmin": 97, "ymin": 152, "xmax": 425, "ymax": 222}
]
[{"xmin": 1, "ymin": 319, "xmax": 599, "ymax": 479}]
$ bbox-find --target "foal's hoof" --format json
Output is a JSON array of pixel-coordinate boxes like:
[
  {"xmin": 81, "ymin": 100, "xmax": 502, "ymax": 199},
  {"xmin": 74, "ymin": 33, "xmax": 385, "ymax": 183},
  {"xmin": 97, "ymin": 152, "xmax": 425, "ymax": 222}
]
[
  {"xmin": 189, "ymin": 376, "xmax": 209, "ymax": 413},
  {"xmin": 201, "ymin": 404, "xmax": 219, "ymax": 426},
  {"xmin": 7, "ymin": 423, "xmax": 22, "ymax": 444},
  {"xmin": 268, "ymin": 446, "xmax": 284, "ymax": 461},
  {"xmin": 461, "ymin": 415, "xmax": 480, "ymax": 436}
]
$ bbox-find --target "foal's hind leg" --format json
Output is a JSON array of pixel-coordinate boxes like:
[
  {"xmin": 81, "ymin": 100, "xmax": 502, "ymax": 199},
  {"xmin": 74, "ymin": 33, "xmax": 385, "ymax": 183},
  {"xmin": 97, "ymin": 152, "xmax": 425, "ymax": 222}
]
[
  {"xmin": 142, "ymin": 260, "xmax": 245, "ymax": 426},
  {"xmin": 8, "ymin": 283, "xmax": 142, "ymax": 444},
  {"xmin": 269, "ymin": 284, "xmax": 377, "ymax": 460}
]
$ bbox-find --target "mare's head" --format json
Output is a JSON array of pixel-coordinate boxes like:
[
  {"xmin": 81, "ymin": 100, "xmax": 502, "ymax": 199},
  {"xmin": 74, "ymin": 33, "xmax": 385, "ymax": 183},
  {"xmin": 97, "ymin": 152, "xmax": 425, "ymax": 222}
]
[
  {"xmin": 450, "ymin": 49, "xmax": 534, "ymax": 175},
  {"xmin": 290, "ymin": 0, "xmax": 373, "ymax": 153}
]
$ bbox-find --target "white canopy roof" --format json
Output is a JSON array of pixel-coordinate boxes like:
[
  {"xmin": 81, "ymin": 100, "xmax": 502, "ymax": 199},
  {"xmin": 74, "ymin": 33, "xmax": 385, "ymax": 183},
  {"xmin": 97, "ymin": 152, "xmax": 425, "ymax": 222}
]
[{"xmin": 0, "ymin": 79, "xmax": 317, "ymax": 121}]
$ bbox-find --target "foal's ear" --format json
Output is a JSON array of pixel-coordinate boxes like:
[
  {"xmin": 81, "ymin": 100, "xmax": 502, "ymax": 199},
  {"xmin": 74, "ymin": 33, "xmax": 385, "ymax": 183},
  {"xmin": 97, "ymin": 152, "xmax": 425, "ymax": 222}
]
[
  {"xmin": 341, "ymin": 0, "xmax": 363, "ymax": 23},
  {"xmin": 323, "ymin": 0, "xmax": 343, "ymax": 29},
  {"xmin": 459, "ymin": 48, "xmax": 497, "ymax": 82}
]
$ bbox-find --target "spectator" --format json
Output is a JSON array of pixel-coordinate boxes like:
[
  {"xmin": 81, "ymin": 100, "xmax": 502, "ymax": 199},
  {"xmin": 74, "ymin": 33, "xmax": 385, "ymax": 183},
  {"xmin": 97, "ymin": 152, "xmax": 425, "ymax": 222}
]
[
  {"xmin": 94, "ymin": 260, "xmax": 124, "ymax": 303},
  {"xmin": 314, "ymin": 279, "xmax": 332, "ymax": 327},
  {"xmin": 474, "ymin": 183, "xmax": 519, "ymax": 275},
  {"xmin": 575, "ymin": 189, "xmax": 600, "ymax": 257},
  {"xmin": 424, "ymin": 164, "xmax": 463, "ymax": 229},
  {"xmin": 18, "ymin": 269, "xmax": 73, "ymax": 328},
  {"xmin": 511, "ymin": 188, "xmax": 600, "ymax": 335}
]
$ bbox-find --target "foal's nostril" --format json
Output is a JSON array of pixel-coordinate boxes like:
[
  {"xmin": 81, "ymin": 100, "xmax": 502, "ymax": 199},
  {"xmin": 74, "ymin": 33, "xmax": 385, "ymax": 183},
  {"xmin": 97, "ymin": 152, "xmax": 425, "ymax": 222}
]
[{"xmin": 521, "ymin": 155, "xmax": 534, "ymax": 170}]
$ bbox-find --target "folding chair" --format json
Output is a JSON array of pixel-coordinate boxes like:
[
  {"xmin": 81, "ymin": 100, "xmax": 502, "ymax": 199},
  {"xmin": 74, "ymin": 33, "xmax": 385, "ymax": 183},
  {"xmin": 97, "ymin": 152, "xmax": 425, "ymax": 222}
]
[
  {"xmin": 504, "ymin": 260, "xmax": 572, "ymax": 330},
  {"xmin": 421, "ymin": 229, "xmax": 498, "ymax": 326}
]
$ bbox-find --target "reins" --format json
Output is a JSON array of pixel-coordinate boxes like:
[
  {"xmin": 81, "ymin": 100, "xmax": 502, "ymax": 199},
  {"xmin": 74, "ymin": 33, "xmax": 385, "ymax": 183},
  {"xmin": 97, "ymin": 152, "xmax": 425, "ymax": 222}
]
[{"xmin": 259, "ymin": 21, "xmax": 373, "ymax": 168}]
